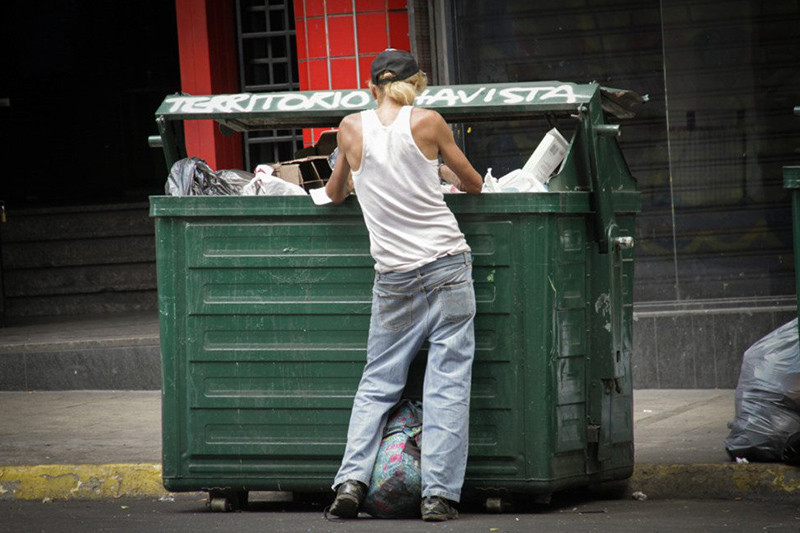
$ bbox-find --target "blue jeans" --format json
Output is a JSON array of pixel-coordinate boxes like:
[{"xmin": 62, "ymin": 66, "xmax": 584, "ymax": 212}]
[{"xmin": 333, "ymin": 252, "xmax": 476, "ymax": 502}]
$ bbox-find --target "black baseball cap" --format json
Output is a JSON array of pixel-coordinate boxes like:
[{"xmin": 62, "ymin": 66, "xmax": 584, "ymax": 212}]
[{"xmin": 370, "ymin": 49, "xmax": 420, "ymax": 85}]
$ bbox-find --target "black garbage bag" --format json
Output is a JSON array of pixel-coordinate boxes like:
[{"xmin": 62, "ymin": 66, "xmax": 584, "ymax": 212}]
[
  {"xmin": 165, "ymin": 157, "xmax": 252, "ymax": 196},
  {"xmin": 216, "ymin": 169, "xmax": 253, "ymax": 192},
  {"xmin": 724, "ymin": 319, "xmax": 800, "ymax": 464}
]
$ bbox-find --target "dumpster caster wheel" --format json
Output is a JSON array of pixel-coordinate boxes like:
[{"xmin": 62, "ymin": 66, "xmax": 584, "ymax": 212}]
[
  {"xmin": 485, "ymin": 497, "xmax": 505, "ymax": 513},
  {"xmin": 209, "ymin": 496, "xmax": 231, "ymax": 512},
  {"xmin": 208, "ymin": 490, "xmax": 247, "ymax": 512}
]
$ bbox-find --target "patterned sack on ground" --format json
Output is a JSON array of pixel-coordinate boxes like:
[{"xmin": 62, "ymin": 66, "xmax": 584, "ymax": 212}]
[{"xmin": 361, "ymin": 400, "xmax": 423, "ymax": 518}]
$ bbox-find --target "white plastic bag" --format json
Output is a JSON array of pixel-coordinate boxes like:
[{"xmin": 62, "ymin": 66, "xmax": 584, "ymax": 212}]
[
  {"xmin": 496, "ymin": 168, "xmax": 548, "ymax": 192},
  {"xmin": 482, "ymin": 168, "xmax": 548, "ymax": 193},
  {"xmin": 241, "ymin": 165, "xmax": 308, "ymax": 196},
  {"xmin": 482, "ymin": 168, "xmax": 500, "ymax": 192}
]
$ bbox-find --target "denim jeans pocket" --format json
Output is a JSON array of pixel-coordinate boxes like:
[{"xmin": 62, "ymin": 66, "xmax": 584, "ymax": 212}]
[
  {"xmin": 376, "ymin": 292, "xmax": 414, "ymax": 331},
  {"xmin": 439, "ymin": 279, "xmax": 475, "ymax": 323}
]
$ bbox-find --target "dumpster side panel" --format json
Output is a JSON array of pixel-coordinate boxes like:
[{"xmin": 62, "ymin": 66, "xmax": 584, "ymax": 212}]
[
  {"xmin": 787, "ymin": 168, "xmax": 800, "ymax": 335},
  {"xmin": 795, "ymin": 189, "xmax": 800, "ymax": 329},
  {"xmin": 585, "ymin": 212, "xmax": 635, "ymax": 479},
  {"xmin": 180, "ymin": 215, "xmax": 372, "ymax": 484},
  {"xmin": 610, "ymin": 213, "xmax": 635, "ymax": 474},
  {"xmin": 461, "ymin": 219, "xmax": 528, "ymax": 482},
  {"xmin": 155, "ymin": 217, "xmax": 187, "ymax": 487},
  {"xmin": 550, "ymin": 216, "xmax": 590, "ymax": 479},
  {"xmin": 159, "ymin": 211, "xmax": 535, "ymax": 490},
  {"xmin": 152, "ymin": 192, "xmax": 636, "ymax": 494}
]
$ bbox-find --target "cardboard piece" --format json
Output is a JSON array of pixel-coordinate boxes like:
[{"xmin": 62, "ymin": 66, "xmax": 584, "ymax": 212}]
[
  {"xmin": 270, "ymin": 130, "xmax": 338, "ymax": 192},
  {"xmin": 292, "ymin": 130, "xmax": 338, "ymax": 159},
  {"xmin": 272, "ymin": 156, "xmax": 331, "ymax": 191},
  {"xmin": 312, "ymin": 130, "xmax": 338, "ymax": 157}
]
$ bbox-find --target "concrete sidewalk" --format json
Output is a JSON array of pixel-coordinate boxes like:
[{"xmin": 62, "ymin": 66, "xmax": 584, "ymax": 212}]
[{"xmin": 1, "ymin": 389, "xmax": 799, "ymax": 501}]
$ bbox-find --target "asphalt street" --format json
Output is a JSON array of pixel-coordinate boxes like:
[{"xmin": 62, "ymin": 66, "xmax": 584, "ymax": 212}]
[{"xmin": 2, "ymin": 495, "xmax": 799, "ymax": 533}]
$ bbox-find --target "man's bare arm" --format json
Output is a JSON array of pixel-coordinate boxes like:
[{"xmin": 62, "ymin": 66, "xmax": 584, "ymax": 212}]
[
  {"xmin": 324, "ymin": 118, "xmax": 357, "ymax": 204},
  {"xmin": 432, "ymin": 114, "xmax": 482, "ymax": 194}
]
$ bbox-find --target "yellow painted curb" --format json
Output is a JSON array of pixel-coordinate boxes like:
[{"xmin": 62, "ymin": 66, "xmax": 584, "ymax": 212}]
[
  {"xmin": 630, "ymin": 463, "xmax": 800, "ymax": 500},
  {"xmin": 3, "ymin": 462, "xmax": 800, "ymax": 501},
  {"xmin": 0, "ymin": 463, "xmax": 168, "ymax": 500}
]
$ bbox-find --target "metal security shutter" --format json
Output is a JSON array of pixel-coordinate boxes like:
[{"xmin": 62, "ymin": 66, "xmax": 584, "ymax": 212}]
[
  {"xmin": 448, "ymin": 0, "xmax": 799, "ymax": 304},
  {"xmin": 236, "ymin": 0, "xmax": 303, "ymax": 170}
]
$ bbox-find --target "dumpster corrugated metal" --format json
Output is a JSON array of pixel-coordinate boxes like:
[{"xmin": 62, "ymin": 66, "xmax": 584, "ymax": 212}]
[
  {"xmin": 783, "ymin": 105, "xmax": 799, "ymax": 341},
  {"xmin": 150, "ymin": 81, "xmax": 640, "ymax": 508},
  {"xmin": 784, "ymin": 165, "xmax": 800, "ymax": 333}
]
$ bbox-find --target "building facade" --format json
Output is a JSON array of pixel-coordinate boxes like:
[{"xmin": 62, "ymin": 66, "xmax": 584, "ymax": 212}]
[{"xmin": 0, "ymin": 0, "xmax": 797, "ymax": 389}]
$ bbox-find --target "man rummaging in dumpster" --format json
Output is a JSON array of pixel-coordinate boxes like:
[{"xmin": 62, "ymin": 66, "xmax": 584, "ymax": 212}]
[{"xmin": 318, "ymin": 49, "xmax": 483, "ymax": 522}]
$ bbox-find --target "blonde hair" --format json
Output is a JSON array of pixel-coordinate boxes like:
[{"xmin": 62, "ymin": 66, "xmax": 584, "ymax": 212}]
[{"xmin": 369, "ymin": 71, "xmax": 428, "ymax": 106}]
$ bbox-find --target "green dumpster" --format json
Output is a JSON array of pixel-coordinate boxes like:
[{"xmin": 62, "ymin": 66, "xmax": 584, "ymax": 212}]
[
  {"xmin": 786, "ymin": 167, "xmax": 800, "ymax": 330},
  {"xmin": 150, "ymin": 81, "xmax": 640, "ymax": 511},
  {"xmin": 784, "ymin": 107, "xmax": 800, "ymax": 336}
]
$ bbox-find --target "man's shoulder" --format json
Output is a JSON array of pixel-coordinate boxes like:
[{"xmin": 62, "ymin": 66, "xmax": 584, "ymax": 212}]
[
  {"xmin": 337, "ymin": 113, "xmax": 362, "ymax": 151},
  {"xmin": 339, "ymin": 112, "xmax": 361, "ymax": 132},
  {"xmin": 411, "ymin": 107, "xmax": 443, "ymax": 122},
  {"xmin": 410, "ymin": 107, "xmax": 447, "ymax": 134}
]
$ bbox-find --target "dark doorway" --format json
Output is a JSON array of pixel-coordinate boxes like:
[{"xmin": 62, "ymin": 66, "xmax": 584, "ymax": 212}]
[{"xmin": 0, "ymin": 1, "xmax": 181, "ymax": 207}]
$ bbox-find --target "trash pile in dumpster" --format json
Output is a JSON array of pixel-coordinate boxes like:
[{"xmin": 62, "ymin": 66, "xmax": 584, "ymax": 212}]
[
  {"xmin": 725, "ymin": 319, "xmax": 800, "ymax": 465},
  {"xmin": 164, "ymin": 127, "xmax": 569, "ymax": 197},
  {"xmin": 164, "ymin": 130, "xmax": 340, "ymax": 197},
  {"xmin": 165, "ymin": 157, "xmax": 254, "ymax": 196}
]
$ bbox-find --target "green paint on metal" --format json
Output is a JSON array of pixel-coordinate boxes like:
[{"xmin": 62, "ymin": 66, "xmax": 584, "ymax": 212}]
[
  {"xmin": 784, "ymin": 166, "xmax": 800, "ymax": 189},
  {"xmin": 155, "ymin": 81, "xmax": 595, "ymax": 124},
  {"xmin": 785, "ymin": 165, "xmax": 800, "ymax": 338},
  {"xmin": 151, "ymin": 203, "xmax": 638, "ymax": 494},
  {"xmin": 150, "ymin": 81, "xmax": 642, "ymax": 499}
]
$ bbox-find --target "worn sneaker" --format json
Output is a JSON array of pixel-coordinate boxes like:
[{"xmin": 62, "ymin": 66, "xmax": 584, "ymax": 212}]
[
  {"xmin": 329, "ymin": 480, "xmax": 367, "ymax": 518},
  {"xmin": 421, "ymin": 496, "xmax": 459, "ymax": 522}
]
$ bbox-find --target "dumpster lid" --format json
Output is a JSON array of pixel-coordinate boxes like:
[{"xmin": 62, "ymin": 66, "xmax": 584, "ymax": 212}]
[
  {"xmin": 599, "ymin": 86, "xmax": 648, "ymax": 120},
  {"xmin": 155, "ymin": 81, "xmax": 637, "ymax": 130}
]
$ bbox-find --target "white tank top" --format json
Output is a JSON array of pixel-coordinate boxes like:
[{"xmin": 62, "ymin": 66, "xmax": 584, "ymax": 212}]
[{"xmin": 352, "ymin": 106, "xmax": 470, "ymax": 273}]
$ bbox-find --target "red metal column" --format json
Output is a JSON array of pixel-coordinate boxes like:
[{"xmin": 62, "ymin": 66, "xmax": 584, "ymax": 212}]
[
  {"xmin": 294, "ymin": 0, "xmax": 410, "ymax": 145},
  {"xmin": 175, "ymin": 0, "xmax": 243, "ymax": 170}
]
